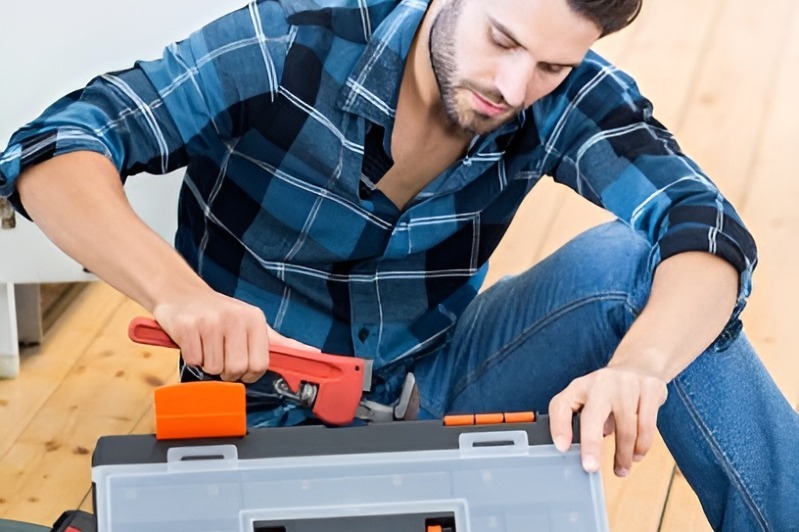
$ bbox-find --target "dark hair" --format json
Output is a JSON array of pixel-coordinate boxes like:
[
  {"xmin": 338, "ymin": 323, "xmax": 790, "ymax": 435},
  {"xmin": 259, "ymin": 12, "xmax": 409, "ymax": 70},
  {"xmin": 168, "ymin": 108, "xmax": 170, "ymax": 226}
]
[{"xmin": 567, "ymin": 0, "xmax": 643, "ymax": 37}]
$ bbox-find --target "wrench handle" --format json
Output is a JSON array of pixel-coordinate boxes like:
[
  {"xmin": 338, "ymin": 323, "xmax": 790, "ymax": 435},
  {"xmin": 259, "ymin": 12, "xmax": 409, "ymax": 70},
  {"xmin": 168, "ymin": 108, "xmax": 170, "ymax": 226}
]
[{"xmin": 129, "ymin": 317, "xmax": 179, "ymax": 348}]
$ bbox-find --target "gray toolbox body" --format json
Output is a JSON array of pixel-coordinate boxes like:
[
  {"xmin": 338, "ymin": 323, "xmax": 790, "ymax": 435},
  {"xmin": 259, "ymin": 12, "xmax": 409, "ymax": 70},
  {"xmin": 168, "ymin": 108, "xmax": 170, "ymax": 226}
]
[{"xmin": 91, "ymin": 416, "xmax": 609, "ymax": 531}]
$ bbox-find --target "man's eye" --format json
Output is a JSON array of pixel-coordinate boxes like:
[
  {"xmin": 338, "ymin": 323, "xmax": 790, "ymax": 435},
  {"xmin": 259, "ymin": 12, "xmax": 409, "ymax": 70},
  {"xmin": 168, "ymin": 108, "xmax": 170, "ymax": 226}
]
[
  {"xmin": 540, "ymin": 63, "xmax": 566, "ymax": 75},
  {"xmin": 490, "ymin": 28, "xmax": 515, "ymax": 49}
]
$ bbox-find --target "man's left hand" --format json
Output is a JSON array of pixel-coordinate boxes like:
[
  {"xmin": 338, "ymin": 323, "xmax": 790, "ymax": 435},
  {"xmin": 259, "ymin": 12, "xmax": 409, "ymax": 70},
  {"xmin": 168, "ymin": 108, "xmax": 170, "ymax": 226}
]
[{"xmin": 548, "ymin": 366, "xmax": 669, "ymax": 477}]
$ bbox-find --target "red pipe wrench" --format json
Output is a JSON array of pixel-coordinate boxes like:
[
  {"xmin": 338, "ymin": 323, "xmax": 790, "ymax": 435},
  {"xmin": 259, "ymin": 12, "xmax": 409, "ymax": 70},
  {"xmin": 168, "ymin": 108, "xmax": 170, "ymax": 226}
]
[{"xmin": 128, "ymin": 317, "xmax": 372, "ymax": 427}]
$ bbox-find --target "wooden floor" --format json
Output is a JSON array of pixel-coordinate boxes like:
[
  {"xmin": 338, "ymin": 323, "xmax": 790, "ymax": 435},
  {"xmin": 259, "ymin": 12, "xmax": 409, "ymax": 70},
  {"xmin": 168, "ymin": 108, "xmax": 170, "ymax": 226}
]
[{"xmin": 2, "ymin": 0, "xmax": 798, "ymax": 529}]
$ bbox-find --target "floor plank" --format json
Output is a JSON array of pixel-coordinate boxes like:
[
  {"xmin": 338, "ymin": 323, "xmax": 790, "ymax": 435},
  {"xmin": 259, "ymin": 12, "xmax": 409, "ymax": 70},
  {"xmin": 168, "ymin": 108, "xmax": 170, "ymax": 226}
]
[
  {"xmin": 673, "ymin": 0, "xmax": 798, "ymax": 205},
  {"xmin": 0, "ymin": 283, "xmax": 126, "ymax": 461},
  {"xmin": 0, "ymin": 298, "xmax": 176, "ymax": 523},
  {"xmin": 661, "ymin": 470, "xmax": 714, "ymax": 532},
  {"xmin": 731, "ymin": 1, "xmax": 799, "ymax": 404}
]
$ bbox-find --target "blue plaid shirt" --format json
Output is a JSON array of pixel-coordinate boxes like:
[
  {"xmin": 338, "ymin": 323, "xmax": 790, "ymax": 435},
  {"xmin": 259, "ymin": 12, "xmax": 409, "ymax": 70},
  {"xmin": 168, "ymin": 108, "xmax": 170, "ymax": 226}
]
[{"xmin": 0, "ymin": 0, "xmax": 756, "ymax": 422}]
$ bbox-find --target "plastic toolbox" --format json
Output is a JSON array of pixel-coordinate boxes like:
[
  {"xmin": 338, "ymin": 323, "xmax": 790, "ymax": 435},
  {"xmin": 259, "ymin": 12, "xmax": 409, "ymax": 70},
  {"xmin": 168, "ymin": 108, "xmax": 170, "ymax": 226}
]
[{"xmin": 91, "ymin": 414, "xmax": 609, "ymax": 531}]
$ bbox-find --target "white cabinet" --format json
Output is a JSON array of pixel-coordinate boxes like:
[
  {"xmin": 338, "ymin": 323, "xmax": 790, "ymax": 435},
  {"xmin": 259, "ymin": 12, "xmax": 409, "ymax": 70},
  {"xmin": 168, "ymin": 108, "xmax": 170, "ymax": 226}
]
[{"xmin": 0, "ymin": 0, "xmax": 247, "ymax": 376}]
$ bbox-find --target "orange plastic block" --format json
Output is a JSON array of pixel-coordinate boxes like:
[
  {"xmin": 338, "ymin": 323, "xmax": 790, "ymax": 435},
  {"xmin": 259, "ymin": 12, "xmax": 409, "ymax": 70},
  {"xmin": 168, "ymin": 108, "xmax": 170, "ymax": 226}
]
[
  {"xmin": 427, "ymin": 526, "xmax": 443, "ymax": 532},
  {"xmin": 504, "ymin": 411, "xmax": 536, "ymax": 423},
  {"xmin": 474, "ymin": 413, "xmax": 505, "ymax": 425},
  {"xmin": 443, "ymin": 414, "xmax": 475, "ymax": 426},
  {"xmin": 154, "ymin": 381, "xmax": 247, "ymax": 440}
]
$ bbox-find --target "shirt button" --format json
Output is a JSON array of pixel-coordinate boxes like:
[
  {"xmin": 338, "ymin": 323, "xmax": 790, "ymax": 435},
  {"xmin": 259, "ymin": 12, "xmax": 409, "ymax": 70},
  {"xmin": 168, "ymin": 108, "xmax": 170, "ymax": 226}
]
[{"xmin": 357, "ymin": 327, "xmax": 370, "ymax": 342}]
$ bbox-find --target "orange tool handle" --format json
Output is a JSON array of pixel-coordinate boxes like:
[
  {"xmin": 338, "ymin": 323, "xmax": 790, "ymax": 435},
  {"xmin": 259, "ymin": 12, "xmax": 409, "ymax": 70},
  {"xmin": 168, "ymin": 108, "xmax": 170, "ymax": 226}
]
[{"xmin": 129, "ymin": 317, "xmax": 366, "ymax": 426}]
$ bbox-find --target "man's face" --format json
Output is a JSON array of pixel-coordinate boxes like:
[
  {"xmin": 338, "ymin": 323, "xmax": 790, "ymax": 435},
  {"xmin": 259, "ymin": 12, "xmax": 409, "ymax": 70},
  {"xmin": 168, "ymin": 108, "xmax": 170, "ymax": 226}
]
[{"xmin": 429, "ymin": 0, "xmax": 601, "ymax": 135}]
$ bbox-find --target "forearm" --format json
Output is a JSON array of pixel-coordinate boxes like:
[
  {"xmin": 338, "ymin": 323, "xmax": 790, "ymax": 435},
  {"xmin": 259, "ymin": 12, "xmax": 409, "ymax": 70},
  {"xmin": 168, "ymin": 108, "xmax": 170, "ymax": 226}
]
[
  {"xmin": 17, "ymin": 151, "xmax": 209, "ymax": 312},
  {"xmin": 607, "ymin": 251, "xmax": 739, "ymax": 382}
]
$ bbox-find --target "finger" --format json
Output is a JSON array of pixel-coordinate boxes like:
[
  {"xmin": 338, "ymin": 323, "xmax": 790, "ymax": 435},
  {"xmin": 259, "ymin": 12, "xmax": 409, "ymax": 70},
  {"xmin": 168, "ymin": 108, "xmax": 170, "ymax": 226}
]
[
  {"xmin": 603, "ymin": 414, "xmax": 616, "ymax": 437},
  {"xmin": 220, "ymin": 321, "xmax": 248, "ymax": 382},
  {"xmin": 178, "ymin": 329, "xmax": 204, "ymax": 369},
  {"xmin": 579, "ymin": 397, "xmax": 612, "ymax": 474},
  {"xmin": 268, "ymin": 328, "xmax": 321, "ymax": 352},
  {"xmin": 612, "ymin": 397, "xmax": 638, "ymax": 477},
  {"xmin": 634, "ymin": 383, "xmax": 667, "ymax": 461},
  {"xmin": 242, "ymin": 320, "xmax": 270, "ymax": 384},
  {"xmin": 200, "ymin": 328, "xmax": 224, "ymax": 376},
  {"xmin": 548, "ymin": 383, "xmax": 585, "ymax": 453}
]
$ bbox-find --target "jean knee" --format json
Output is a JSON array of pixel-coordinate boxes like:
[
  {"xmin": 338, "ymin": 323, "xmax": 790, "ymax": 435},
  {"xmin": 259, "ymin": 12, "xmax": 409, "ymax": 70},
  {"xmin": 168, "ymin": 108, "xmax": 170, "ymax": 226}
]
[{"xmin": 518, "ymin": 221, "xmax": 652, "ymax": 315}]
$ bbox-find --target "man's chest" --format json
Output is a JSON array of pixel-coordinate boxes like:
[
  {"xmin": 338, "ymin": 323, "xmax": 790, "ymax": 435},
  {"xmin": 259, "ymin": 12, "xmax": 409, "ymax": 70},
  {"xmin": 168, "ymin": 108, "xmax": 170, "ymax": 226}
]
[{"xmin": 375, "ymin": 129, "xmax": 470, "ymax": 210}]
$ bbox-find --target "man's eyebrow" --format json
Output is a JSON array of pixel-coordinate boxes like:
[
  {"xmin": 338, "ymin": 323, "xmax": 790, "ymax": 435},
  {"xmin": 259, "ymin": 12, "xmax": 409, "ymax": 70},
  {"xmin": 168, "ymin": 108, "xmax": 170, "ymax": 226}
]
[
  {"xmin": 489, "ymin": 16, "xmax": 583, "ymax": 69},
  {"xmin": 489, "ymin": 16, "xmax": 524, "ymax": 49}
]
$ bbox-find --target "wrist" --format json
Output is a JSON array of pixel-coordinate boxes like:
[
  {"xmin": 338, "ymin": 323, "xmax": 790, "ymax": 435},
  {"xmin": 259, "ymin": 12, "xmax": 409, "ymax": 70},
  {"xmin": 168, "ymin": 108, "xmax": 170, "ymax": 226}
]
[
  {"xmin": 607, "ymin": 345, "xmax": 675, "ymax": 382},
  {"xmin": 143, "ymin": 263, "xmax": 210, "ymax": 314}
]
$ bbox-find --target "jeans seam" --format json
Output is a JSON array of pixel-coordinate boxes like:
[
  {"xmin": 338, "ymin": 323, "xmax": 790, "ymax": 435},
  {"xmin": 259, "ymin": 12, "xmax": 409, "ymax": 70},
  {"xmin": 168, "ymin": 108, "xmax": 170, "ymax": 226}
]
[
  {"xmin": 672, "ymin": 377, "xmax": 769, "ymax": 531},
  {"xmin": 449, "ymin": 291, "xmax": 635, "ymax": 404}
]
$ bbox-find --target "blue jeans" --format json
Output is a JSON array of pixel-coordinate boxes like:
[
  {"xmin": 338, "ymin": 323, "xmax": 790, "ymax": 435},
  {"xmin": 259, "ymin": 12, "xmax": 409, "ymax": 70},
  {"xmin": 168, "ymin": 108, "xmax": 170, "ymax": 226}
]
[{"xmin": 412, "ymin": 221, "xmax": 799, "ymax": 531}]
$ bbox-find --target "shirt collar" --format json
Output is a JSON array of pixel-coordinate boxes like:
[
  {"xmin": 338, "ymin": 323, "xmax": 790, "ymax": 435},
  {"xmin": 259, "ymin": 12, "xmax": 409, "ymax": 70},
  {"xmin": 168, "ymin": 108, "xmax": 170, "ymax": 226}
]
[
  {"xmin": 335, "ymin": 0, "xmax": 430, "ymax": 127},
  {"xmin": 279, "ymin": 0, "xmax": 401, "ymax": 44}
]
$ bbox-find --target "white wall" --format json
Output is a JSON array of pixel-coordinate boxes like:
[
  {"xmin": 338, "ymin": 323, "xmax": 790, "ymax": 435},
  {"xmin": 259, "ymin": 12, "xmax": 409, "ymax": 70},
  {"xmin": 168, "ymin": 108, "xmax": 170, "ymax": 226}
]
[{"xmin": 0, "ymin": 0, "xmax": 247, "ymax": 282}]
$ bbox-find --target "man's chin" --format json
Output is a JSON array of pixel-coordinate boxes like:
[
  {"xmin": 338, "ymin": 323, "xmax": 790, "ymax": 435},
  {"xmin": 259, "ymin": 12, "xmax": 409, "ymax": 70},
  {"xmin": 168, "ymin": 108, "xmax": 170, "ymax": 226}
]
[
  {"xmin": 442, "ymin": 99, "xmax": 514, "ymax": 136},
  {"xmin": 460, "ymin": 112, "xmax": 513, "ymax": 136}
]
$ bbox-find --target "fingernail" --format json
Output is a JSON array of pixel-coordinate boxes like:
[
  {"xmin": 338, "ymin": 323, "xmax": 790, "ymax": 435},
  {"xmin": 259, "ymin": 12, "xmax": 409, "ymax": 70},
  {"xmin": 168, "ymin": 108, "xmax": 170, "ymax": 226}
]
[
  {"xmin": 582, "ymin": 456, "xmax": 599, "ymax": 473},
  {"xmin": 633, "ymin": 454, "xmax": 645, "ymax": 462},
  {"xmin": 615, "ymin": 467, "xmax": 630, "ymax": 478},
  {"xmin": 553, "ymin": 436, "xmax": 568, "ymax": 452}
]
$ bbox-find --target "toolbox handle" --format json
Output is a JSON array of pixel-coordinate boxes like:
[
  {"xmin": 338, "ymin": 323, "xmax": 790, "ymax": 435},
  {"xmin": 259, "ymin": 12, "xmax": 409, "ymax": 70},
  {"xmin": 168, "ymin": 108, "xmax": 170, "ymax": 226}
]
[
  {"xmin": 167, "ymin": 445, "xmax": 239, "ymax": 471},
  {"xmin": 458, "ymin": 431, "xmax": 529, "ymax": 456}
]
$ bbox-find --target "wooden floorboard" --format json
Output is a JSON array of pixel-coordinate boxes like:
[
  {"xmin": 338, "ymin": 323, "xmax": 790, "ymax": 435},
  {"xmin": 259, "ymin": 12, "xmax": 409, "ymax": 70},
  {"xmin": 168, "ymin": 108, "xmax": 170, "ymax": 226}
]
[
  {"xmin": 0, "ymin": 296, "xmax": 177, "ymax": 523},
  {"xmin": 732, "ymin": 0, "xmax": 799, "ymax": 407},
  {"xmin": 1, "ymin": 1, "xmax": 796, "ymax": 529},
  {"xmin": 0, "ymin": 283, "xmax": 126, "ymax": 462}
]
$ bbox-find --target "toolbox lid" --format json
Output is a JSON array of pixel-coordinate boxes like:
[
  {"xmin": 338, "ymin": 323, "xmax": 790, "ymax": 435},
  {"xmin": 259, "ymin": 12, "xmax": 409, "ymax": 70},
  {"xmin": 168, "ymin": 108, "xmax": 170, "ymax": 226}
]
[{"xmin": 92, "ymin": 418, "xmax": 607, "ymax": 532}]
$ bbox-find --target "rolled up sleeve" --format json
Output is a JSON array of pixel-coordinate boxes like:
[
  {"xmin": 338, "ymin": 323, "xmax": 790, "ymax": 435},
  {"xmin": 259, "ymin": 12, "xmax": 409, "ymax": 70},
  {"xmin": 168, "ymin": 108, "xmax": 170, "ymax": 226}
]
[
  {"xmin": 535, "ymin": 50, "xmax": 757, "ymax": 347},
  {"xmin": 0, "ymin": 1, "xmax": 283, "ymax": 215}
]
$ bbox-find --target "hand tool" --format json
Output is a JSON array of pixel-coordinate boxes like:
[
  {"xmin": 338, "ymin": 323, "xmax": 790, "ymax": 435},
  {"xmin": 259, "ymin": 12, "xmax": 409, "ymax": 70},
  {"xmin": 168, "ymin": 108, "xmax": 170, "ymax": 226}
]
[{"xmin": 128, "ymin": 316, "xmax": 373, "ymax": 427}]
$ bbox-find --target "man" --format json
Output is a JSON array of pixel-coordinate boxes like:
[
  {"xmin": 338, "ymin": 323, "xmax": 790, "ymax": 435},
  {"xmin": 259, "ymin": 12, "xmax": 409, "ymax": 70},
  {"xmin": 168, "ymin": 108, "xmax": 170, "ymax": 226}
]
[{"xmin": 0, "ymin": 0, "xmax": 796, "ymax": 528}]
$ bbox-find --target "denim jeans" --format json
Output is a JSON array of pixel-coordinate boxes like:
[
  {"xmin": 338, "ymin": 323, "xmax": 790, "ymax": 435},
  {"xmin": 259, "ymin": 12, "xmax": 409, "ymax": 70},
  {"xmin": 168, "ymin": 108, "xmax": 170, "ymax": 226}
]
[{"xmin": 412, "ymin": 220, "xmax": 799, "ymax": 531}]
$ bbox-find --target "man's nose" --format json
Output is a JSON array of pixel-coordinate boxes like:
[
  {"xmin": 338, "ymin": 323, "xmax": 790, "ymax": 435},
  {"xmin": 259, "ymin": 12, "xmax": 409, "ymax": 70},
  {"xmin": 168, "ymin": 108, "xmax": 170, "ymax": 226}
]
[{"xmin": 495, "ymin": 56, "xmax": 535, "ymax": 109}]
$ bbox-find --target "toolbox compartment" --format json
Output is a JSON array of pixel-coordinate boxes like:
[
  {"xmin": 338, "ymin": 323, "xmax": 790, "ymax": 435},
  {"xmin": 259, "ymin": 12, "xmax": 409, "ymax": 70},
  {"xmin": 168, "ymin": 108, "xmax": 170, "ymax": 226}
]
[{"xmin": 91, "ymin": 416, "xmax": 608, "ymax": 531}]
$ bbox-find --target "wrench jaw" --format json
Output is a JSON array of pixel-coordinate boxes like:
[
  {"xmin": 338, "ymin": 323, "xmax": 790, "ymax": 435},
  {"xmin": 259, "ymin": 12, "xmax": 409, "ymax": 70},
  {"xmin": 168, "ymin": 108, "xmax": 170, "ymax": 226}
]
[
  {"xmin": 274, "ymin": 378, "xmax": 319, "ymax": 408},
  {"xmin": 355, "ymin": 373, "xmax": 416, "ymax": 423},
  {"xmin": 275, "ymin": 372, "xmax": 417, "ymax": 424}
]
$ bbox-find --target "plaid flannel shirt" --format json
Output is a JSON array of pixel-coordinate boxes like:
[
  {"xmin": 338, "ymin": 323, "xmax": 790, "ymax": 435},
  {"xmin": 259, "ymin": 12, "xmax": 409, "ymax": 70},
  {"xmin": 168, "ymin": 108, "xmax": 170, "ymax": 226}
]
[{"xmin": 0, "ymin": 0, "xmax": 756, "ymax": 422}]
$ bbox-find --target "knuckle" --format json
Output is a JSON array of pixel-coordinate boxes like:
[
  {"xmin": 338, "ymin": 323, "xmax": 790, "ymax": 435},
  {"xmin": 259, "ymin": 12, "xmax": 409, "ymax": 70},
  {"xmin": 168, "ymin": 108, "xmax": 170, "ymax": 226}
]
[
  {"xmin": 638, "ymin": 415, "xmax": 656, "ymax": 431},
  {"xmin": 202, "ymin": 360, "xmax": 223, "ymax": 375},
  {"xmin": 548, "ymin": 395, "xmax": 564, "ymax": 412},
  {"xmin": 251, "ymin": 356, "xmax": 270, "ymax": 373},
  {"xmin": 186, "ymin": 312, "xmax": 208, "ymax": 327},
  {"xmin": 225, "ymin": 357, "xmax": 248, "ymax": 376},
  {"xmin": 248, "ymin": 305, "xmax": 266, "ymax": 322},
  {"xmin": 182, "ymin": 350, "xmax": 202, "ymax": 366},
  {"xmin": 634, "ymin": 440, "xmax": 652, "ymax": 455}
]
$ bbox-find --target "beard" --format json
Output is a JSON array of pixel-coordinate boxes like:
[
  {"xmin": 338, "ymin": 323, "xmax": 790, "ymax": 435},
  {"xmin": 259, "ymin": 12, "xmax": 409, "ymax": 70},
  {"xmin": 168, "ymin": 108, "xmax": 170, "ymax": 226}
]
[{"xmin": 428, "ymin": 0, "xmax": 517, "ymax": 135}]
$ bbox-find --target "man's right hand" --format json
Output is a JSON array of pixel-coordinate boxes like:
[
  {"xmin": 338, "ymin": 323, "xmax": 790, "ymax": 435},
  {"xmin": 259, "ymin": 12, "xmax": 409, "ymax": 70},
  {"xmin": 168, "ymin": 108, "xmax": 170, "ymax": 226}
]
[
  {"xmin": 153, "ymin": 288, "xmax": 320, "ymax": 383},
  {"xmin": 16, "ymin": 152, "xmax": 318, "ymax": 385}
]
